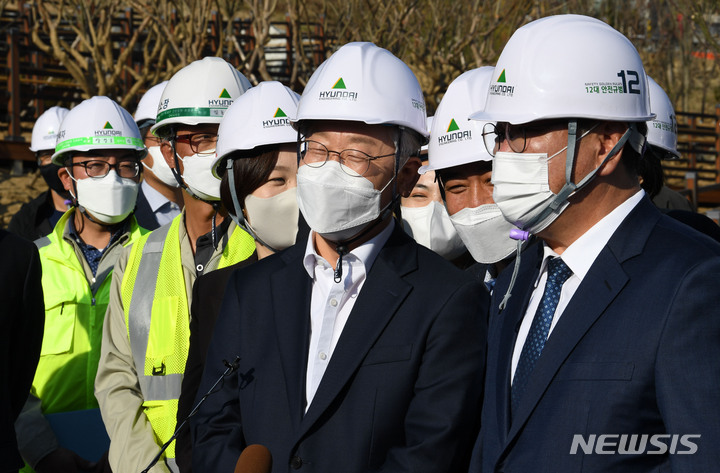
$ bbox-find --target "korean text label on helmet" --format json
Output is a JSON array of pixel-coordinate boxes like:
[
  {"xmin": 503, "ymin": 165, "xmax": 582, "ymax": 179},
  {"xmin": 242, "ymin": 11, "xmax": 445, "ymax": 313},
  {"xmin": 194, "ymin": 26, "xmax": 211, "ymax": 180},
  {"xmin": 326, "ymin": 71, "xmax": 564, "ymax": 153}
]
[{"xmin": 470, "ymin": 15, "xmax": 653, "ymax": 125}]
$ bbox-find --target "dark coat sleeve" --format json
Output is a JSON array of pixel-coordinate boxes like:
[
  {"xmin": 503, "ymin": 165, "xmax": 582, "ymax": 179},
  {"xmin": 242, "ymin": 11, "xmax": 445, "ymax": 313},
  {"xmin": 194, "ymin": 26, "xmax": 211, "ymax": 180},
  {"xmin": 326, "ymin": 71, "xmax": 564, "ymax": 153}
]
[
  {"xmin": 176, "ymin": 255, "xmax": 257, "ymax": 473},
  {"xmin": 0, "ymin": 229, "xmax": 44, "ymax": 472}
]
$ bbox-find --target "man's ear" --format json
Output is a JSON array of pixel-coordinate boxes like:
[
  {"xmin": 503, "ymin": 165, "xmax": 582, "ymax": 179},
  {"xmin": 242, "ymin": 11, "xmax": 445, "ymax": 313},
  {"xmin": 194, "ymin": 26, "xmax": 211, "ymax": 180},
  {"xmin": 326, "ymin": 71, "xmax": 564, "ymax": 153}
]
[
  {"xmin": 594, "ymin": 121, "xmax": 627, "ymax": 177},
  {"xmin": 161, "ymin": 140, "xmax": 178, "ymax": 170},
  {"xmin": 398, "ymin": 156, "xmax": 422, "ymax": 197},
  {"xmin": 58, "ymin": 166, "xmax": 73, "ymax": 193}
]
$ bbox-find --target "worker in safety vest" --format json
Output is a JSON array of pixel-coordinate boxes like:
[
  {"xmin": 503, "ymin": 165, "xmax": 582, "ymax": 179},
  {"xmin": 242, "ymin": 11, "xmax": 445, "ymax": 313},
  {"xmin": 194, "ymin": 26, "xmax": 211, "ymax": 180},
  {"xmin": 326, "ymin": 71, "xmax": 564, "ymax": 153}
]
[
  {"xmin": 95, "ymin": 57, "xmax": 256, "ymax": 473},
  {"xmin": 15, "ymin": 96, "xmax": 148, "ymax": 473}
]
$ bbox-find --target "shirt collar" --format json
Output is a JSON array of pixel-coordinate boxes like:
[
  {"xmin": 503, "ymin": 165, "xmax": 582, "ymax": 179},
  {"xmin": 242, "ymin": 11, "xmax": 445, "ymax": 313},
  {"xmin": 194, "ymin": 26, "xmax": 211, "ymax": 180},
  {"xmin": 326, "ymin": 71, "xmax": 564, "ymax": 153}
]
[
  {"xmin": 141, "ymin": 180, "xmax": 172, "ymax": 212},
  {"xmin": 303, "ymin": 219, "xmax": 395, "ymax": 279},
  {"xmin": 536, "ymin": 189, "xmax": 645, "ymax": 285}
]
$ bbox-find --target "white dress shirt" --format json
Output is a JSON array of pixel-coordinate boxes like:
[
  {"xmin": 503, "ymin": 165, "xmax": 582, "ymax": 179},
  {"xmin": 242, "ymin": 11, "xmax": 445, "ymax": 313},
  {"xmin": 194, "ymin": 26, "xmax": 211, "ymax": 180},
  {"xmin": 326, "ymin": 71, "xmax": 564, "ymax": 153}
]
[
  {"xmin": 141, "ymin": 180, "xmax": 181, "ymax": 227},
  {"xmin": 511, "ymin": 190, "xmax": 645, "ymax": 380},
  {"xmin": 302, "ymin": 220, "xmax": 395, "ymax": 411}
]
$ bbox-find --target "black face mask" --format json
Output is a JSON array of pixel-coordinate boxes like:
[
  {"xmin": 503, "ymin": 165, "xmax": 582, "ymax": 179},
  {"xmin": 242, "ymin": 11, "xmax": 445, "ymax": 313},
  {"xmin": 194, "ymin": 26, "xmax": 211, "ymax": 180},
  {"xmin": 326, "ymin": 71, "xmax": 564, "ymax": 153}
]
[{"xmin": 39, "ymin": 163, "xmax": 71, "ymax": 198}]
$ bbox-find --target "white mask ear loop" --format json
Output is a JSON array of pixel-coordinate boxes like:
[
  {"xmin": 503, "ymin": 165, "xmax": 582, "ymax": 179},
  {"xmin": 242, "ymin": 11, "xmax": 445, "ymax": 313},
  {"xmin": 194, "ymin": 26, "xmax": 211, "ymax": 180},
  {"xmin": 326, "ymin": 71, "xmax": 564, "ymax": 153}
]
[
  {"xmin": 497, "ymin": 121, "xmax": 634, "ymax": 311},
  {"xmin": 521, "ymin": 120, "xmax": 603, "ymax": 232}
]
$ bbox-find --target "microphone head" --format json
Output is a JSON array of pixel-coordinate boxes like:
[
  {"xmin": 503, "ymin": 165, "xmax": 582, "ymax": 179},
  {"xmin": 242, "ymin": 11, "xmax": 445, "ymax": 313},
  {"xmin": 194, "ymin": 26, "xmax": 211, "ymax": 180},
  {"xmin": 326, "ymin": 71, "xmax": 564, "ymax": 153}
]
[{"xmin": 235, "ymin": 444, "xmax": 272, "ymax": 473}]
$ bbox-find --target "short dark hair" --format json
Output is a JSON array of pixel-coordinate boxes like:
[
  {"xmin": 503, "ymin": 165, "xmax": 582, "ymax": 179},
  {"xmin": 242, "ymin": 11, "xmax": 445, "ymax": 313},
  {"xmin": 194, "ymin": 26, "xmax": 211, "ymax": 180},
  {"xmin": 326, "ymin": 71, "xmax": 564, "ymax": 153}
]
[
  {"xmin": 619, "ymin": 121, "xmax": 647, "ymax": 177},
  {"xmin": 637, "ymin": 145, "xmax": 665, "ymax": 198},
  {"xmin": 219, "ymin": 146, "xmax": 280, "ymax": 215}
]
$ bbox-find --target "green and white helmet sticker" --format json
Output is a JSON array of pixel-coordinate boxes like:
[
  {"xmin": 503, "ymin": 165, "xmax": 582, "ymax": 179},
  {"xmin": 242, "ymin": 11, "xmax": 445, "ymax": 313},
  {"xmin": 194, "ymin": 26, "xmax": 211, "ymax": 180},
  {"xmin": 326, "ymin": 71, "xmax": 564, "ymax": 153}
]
[
  {"xmin": 150, "ymin": 57, "xmax": 252, "ymax": 135},
  {"xmin": 51, "ymin": 96, "xmax": 145, "ymax": 165},
  {"xmin": 56, "ymin": 135, "xmax": 144, "ymax": 152}
]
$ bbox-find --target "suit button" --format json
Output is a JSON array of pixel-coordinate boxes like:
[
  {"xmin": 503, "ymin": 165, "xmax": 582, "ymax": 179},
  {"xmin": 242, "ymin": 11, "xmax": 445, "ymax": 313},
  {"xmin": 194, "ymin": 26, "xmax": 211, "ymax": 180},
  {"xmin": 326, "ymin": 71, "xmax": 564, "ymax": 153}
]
[{"xmin": 290, "ymin": 456, "xmax": 303, "ymax": 469}]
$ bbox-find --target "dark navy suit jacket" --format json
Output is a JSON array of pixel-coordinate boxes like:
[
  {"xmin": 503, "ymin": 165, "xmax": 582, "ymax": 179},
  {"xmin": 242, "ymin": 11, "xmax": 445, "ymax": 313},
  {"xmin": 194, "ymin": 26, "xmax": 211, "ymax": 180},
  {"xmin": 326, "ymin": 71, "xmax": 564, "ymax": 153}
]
[
  {"xmin": 476, "ymin": 197, "xmax": 720, "ymax": 472},
  {"xmin": 190, "ymin": 224, "xmax": 488, "ymax": 473}
]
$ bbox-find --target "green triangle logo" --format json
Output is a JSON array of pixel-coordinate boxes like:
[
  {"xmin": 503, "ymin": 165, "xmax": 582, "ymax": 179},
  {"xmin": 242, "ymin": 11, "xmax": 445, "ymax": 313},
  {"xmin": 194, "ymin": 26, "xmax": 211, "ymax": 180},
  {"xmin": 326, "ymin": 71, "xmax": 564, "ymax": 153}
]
[
  {"xmin": 332, "ymin": 78, "xmax": 346, "ymax": 89},
  {"xmin": 219, "ymin": 88, "xmax": 232, "ymax": 98},
  {"xmin": 103, "ymin": 121, "xmax": 113, "ymax": 129},
  {"xmin": 274, "ymin": 108, "xmax": 287, "ymax": 118},
  {"xmin": 447, "ymin": 119, "xmax": 460, "ymax": 133},
  {"xmin": 497, "ymin": 69, "xmax": 506, "ymax": 83}
]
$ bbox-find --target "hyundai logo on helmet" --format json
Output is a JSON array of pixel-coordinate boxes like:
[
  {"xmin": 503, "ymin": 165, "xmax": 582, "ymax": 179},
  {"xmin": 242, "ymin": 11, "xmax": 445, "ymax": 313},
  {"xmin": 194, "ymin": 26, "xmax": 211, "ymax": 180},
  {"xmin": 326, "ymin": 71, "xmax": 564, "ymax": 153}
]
[{"xmin": 319, "ymin": 77, "xmax": 358, "ymax": 102}]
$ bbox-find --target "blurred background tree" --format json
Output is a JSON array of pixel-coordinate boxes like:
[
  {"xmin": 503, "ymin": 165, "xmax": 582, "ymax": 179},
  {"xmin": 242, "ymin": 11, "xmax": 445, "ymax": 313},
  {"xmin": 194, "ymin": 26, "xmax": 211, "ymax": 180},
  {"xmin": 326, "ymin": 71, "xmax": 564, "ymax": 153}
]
[{"xmin": 1, "ymin": 0, "xmax": 718, "ymax": 115}]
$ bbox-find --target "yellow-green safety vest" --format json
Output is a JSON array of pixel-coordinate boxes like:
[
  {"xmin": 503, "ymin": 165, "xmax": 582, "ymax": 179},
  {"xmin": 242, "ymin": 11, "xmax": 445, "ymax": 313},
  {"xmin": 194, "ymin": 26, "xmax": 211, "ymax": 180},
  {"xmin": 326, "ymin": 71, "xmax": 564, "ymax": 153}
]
[
  {"xmin": 120, "ymin": 215, "xmax": 254, "ymax": 461},
  {"xmin": 32, "ymin": 209, "xmax": 146, "ymax": 415}
]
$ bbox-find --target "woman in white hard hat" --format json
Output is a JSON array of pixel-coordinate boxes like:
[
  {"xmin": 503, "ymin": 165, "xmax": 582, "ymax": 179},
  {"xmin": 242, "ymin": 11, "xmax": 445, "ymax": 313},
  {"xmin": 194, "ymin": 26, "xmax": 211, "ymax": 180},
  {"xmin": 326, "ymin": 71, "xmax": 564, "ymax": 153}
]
[
  {"xmin": 15, "ymin": 96, "xmax": 147, "ymax": 473},
  {"xmin": 175, "ymin": 81, "xmax": 306, "ymax": 472}
]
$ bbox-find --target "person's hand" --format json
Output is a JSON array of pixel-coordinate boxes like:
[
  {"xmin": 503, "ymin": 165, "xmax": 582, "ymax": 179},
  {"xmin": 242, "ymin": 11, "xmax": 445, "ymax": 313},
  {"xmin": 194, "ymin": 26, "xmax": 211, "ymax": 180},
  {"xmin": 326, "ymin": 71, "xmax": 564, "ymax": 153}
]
[
  {"xmin": 92, "ymin": 451, "xmax": 112, "ymax": 473},
  {"xmin": 34, "ymin": 447, "xmax": 96, "ymax": 473}
]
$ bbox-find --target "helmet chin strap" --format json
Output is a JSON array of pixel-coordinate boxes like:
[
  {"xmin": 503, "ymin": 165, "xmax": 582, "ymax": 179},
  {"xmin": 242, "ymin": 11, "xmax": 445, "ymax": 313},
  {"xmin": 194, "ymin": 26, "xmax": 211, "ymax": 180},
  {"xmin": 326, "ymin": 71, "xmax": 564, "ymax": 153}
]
[
  {"xmin": 171, "ymin": 138, "xmax": 221, "ymax": 248},
  {"xmin": 330, "ymin": 127, "xmax": 405, "ymax": 283},
  {"xmin": 498, "ymin": 120, "xmax": 642, "ymax": 312},
  {"xmin": 225, "ymin": 159, "xmax": 280, "ymax": 253},
  {"xmin": 170, "ymin": 139, "xmax": 221, "ymax": 210}
]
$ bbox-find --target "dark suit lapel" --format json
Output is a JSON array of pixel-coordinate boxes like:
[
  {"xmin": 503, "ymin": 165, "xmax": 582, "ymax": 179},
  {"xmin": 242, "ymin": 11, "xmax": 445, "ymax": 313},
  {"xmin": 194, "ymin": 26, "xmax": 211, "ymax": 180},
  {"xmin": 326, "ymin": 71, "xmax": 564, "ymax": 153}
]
[
  {"xmin": 502, "ymin": 196, "xmax": 660, "ymax": 451},
  {"xmin": 299, "ymin": 226, "xmax": 416, "ymax": 436},
  {"xmin": 271, "ymin": 240, "xmax": 312, "ymax": 433}
]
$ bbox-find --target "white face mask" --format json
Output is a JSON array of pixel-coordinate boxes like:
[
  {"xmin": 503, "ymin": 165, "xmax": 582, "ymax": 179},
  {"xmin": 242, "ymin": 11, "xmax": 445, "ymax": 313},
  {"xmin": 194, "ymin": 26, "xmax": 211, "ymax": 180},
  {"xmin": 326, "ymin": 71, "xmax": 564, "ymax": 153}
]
[
  {"xmin": 71, "ymin": 170, "xmax": 139, "ymax": 224},
  {"xmin": 143, "ymin": 146, "xmax": 179, "ymax": 188},
  {"xmin": 296, "ymin": 161, "xmax": 393, "ymax": 242},
  {"xmin": 449, "ymin": 203, "xmax": 518, "ymax": 264},
  {"xmin": 492, "ymin": 150, "xmax": 570, "ymax": 235},
  {"xmin": 401, "ymin": 201, "xmax": 466, "ymax": 260},
  {"xmin": 244, "ymin": 187, "xmax": 299, "ymax": 251},
  {"xmin": 178, "ymin": 150, "xmax": 221, "ymax": 201}
]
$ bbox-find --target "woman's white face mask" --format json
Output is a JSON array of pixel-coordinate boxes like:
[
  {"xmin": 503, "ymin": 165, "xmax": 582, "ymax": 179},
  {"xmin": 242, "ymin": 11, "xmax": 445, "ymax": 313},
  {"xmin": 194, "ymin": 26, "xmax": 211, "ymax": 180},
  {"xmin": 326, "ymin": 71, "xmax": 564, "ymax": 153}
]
[
  {"xmin": 401, "ymin": 201, "xmax": 466, "ymax": 260},
  {"xmin": 244, "ymin": 187, "xmax": 299, "ymax": 251}
]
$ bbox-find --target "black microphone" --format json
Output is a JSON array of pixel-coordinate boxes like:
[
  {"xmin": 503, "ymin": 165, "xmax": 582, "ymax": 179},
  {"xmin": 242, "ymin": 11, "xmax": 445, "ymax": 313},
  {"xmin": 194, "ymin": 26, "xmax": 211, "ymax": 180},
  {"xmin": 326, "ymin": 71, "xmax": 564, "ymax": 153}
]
[
  {"xmin": 140, "ymin": 356, "xmax": 241, "ymax": 473},
  {"xmin": 234, "ymin": 444, "xmax": 272, "ymax": 473}
]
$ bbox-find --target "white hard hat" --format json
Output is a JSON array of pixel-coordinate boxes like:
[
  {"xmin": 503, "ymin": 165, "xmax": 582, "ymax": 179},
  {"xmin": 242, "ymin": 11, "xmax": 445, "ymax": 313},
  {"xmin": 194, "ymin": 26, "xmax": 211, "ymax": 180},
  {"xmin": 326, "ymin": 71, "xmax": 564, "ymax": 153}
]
[
  {"xmin": 293, "ymin": 42, "xmax": 428, "ymax": 140},
  {"xmin": 420, "ymin": 116, "xmax": 433, "ymax": 153},
  {"xmin": 470, "ymin": 15, "xmax": 654, "ymax": 125},
  {"xmin": 646, "ymin": 76, "xmax": 680, "ymax": 159},
  {"xmin": 212, "ymin": 81, "xmax": 300, "ymax": 179},
  {"xmin": 421, "ymin": 67, "xmax": 495, "ymax": 174},
  {"xmin": 52, "ymin": 96, "xmax": 146, "ymax": 165},
  {"xmin": 30, "ymin": 106, "xmax": 69, "ymax": 152},
  {"xmin": 134, "ymin": 81, "xmax": 168, "ymax": 125},
  {"xmin": 151, "ymin": 57, "xmax": 252, "ymax": 137}
]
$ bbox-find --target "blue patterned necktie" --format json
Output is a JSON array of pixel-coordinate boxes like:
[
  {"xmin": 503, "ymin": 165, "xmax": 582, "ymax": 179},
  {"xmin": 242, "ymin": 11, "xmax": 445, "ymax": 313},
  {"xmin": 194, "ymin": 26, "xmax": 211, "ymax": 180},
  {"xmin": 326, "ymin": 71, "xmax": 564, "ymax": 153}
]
[{"xmin": 511, "ymin": 257, "xmax": 573, "ymax": 416}]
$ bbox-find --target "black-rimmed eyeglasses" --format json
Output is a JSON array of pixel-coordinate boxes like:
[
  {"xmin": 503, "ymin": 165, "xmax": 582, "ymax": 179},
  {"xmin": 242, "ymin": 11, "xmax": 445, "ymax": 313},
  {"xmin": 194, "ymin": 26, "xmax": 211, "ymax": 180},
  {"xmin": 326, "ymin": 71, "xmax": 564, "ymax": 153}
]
[{"xmin": 71, "ymin": 160, "xmax": 141, "ymax": 179}]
